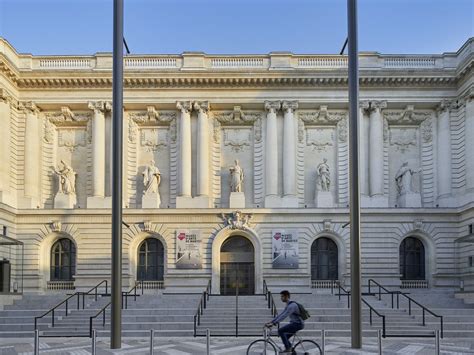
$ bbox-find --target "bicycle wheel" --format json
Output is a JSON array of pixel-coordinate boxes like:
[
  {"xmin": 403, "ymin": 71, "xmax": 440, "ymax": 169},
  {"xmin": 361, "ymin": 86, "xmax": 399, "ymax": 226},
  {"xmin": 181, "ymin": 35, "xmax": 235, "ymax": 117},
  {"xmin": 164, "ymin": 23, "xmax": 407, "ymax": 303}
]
[
  {"xmin": 293, "ymin": 340, "xmax": 322, "ymax": 355},
  {"xmin": 246, "ymin": 339, "xmax": 278, "ymax": 355}
]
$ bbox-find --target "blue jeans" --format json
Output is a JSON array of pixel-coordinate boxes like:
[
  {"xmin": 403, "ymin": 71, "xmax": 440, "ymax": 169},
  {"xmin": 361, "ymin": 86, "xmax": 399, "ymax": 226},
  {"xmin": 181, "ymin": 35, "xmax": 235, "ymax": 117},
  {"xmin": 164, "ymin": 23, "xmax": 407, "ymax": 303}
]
[{"xmin": 278, "ymin": 322, "xmax": 304, "ymax": 350}]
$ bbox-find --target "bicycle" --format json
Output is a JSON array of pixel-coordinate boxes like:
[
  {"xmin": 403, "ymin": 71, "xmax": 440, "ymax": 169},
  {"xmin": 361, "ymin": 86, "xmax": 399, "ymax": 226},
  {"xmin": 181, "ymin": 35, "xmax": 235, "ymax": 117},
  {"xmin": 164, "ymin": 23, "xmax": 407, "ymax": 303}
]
[{"xmin": 247, "ymin": 326, "xmax": 322, "ymax": 355}]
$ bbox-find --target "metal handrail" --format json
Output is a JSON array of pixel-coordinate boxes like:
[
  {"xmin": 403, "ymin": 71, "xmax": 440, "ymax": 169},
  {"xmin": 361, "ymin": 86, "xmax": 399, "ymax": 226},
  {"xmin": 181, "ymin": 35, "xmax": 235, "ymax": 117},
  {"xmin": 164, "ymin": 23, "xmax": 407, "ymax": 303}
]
[
  {"xmin": 332, "ymin": 280, "xmax": 351, "ymax": 308},
  {"xmin": 34, "ymin": 279, "xmax": 108, "ymax": 332},
  {"xmin": 34, "ymin": 291, "xmax": 82, "ymax": 331},
  {"xmin": 89, "ymin": 302, "xmax": 111, "ymax": 337},
  {"xmin": 193, "ymin": 280, "xmax": 211, "ymax": 337},
  {"xmin": 81, "ymin": 280, "xmax": 108, "ymax": 308},
  {"xmin": 263, "ymin": 280, "xmax": 278, "ymax": 317},
  {"xmin": 368, "ymin": 279, "xmax": 444, "ymax": 338},
  {"xmin": 362, "ymin": 298, "xmax": 387, "ymax": 338},
  {"xmin": 122, "ymin": 280, "xmax": 143, "ymax": 309}
]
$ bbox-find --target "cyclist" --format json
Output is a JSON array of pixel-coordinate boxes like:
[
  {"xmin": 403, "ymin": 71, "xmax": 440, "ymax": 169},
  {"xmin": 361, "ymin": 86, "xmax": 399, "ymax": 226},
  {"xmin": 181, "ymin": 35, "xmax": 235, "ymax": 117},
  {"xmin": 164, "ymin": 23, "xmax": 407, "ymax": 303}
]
[{"xmin": 265, "ymin": 290, "xmax": 304, "ymax": 354}]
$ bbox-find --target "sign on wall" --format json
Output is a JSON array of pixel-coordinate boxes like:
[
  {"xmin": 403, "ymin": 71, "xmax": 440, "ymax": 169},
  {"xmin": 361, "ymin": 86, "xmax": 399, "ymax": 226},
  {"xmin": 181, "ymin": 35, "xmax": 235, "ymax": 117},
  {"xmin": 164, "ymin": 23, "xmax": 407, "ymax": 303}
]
[
  {"xmin": 272, "ymin": 229, "xmax": 299, "ymax": 269},
  {"xmin": 176, "ymin": 230, "xmax": 201, "ymax": 269}
]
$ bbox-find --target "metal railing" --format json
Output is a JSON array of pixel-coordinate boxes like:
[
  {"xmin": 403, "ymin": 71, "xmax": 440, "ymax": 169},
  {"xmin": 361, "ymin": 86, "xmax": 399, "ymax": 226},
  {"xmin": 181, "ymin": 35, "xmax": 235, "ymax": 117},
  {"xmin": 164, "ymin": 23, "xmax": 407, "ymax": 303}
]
[
  {"xmin": 263, "ymin": 280, "xmax": 278, "ymax": 317},
  {"xmin": 368, "ymin": 279, "xmax": 443, "ymax": 338},
  {"xmin": 81, "ymin": 280, "xmax": 108, "ymax": 308},
  {"xmin": 193, "ymin": 280, "xmax": 211, "ymax": 337},
  {"xmin": 89, "ymin": 301, "xmax": 111, "ymax": 337},
  {"xmin": 34, "ymin": 280, "xmax": 108, "ymax": 333},
  {"xmin": 362, "ymin": 298, "xmax": 387, "ymax": 338},
  {"xmin": 122, "ymin": 280, "xmax": 144, "ymax": 309}
]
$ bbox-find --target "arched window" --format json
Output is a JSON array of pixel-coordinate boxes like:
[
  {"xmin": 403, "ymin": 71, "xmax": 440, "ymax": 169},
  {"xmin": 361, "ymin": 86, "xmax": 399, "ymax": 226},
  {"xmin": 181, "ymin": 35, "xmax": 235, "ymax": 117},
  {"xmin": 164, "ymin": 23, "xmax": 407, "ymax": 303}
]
[
  {"xmin": 311, "ymin": 237, "xmax": 338, "ymax": 280},
  {"xmin": 399, "ymin": 237, "xmax": 425, "ymax": 280},
  {"xmin": 137, "ymin": 238, "xmax": 164, "ymax": 281},
  {"xmin": 50, "ymin": 238, "xmax": 76, "ymax": 281}
]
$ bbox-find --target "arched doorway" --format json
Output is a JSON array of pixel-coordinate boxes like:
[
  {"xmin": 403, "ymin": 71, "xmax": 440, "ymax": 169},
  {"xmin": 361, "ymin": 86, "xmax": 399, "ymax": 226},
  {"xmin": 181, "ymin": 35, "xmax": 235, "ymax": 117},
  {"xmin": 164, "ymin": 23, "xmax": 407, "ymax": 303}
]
[
  {"xmin": 137, "ymin": 238, "xmax": 165, "ymax": 281},
  {"xmin": 311, "ymin": 237, "xmax": 338, "ymax": 280},
  {"xmin": 399, "ymin": 236, "xmax": 425, "ymax": 280},
  {"xmin": 220, "ymin": 236, "xmax": 255, "ymax": 295},
  {"xmin": 50, "ymin": 238, "xmax": 76, "ymax": 281}
]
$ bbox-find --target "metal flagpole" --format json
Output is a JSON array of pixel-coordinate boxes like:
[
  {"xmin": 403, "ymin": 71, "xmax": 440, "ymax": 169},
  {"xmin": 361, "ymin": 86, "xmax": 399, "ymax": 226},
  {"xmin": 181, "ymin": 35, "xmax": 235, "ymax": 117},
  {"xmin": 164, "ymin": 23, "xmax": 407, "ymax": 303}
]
[
  {"xmin": 111, "ymin": 0, "xmax": 124, "ymax": 349},
  {"xmin": 347, "ymin": 0, "xmax": 362, "ymax": 349}
]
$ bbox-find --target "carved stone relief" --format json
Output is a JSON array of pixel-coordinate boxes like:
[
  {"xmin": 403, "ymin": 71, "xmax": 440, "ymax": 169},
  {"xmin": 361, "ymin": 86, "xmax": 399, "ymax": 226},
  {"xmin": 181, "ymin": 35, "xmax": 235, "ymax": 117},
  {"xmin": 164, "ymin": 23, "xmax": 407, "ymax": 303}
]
[
  {"xmin": 58, "ymin": 129, "xmax": 88, "ymax": 152},
  {"xmin": 223, "ymin": 128, "xmax": 251, "ymax": 152},
  {"xmin": 389, "ymin": 128, "xmax": 418, "ymax": 153},
  {"xmin": 140, "ymin": 128, "xmax": 168, "ymax": 152},
  {"xmin": 306, "ymin": 128, "xmax": 334, "ymax": 152}
]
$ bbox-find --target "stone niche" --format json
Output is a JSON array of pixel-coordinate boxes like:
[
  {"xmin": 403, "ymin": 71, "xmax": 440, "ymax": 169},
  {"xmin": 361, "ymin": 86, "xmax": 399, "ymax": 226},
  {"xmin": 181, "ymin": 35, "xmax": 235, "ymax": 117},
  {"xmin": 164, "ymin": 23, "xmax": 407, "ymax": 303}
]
[
  {"xmin": 55, "ymin": 128, "xmax": 89, "ymax": 208},
  {"xmin": 220, "ymin": 127, "xmax": 254, "ymax": 208},
  {"xmin": 388, "ymin": 126, "xmax": 421, "ymax": 207},
  {"xmin": 137, "ymin": 127, "xmax": 170, "ymax": 208},
  {"xmin": 303, "ymin": 126, "xmax": 337, "ymax": 207}
]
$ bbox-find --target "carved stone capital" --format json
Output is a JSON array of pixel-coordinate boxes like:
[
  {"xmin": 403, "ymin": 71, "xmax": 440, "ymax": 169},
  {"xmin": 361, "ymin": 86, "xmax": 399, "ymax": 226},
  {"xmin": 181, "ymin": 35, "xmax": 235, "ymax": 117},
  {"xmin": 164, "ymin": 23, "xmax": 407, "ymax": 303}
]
[
  {"xmin": 193, "ymin": 101, "xmax": 210, "ymax": 113},
  {"xmin": 88, "ymin": 101, "xmax": 112, "ymax": 114},
  {"xmin": 0, "ymin": 88, "xmax": 12, "ymax": 105},
  {"xmin": 282, "ymin": 100, "xmax": 298, "ymax": 113},
  {"xmin": 359, "ymin": 100, "xmax": 370, "ymax": 110},
  {"xmin": 463, "ymin": 87, "xmax": 474, "ymax": 103},
  {"xmin": 370, "ymin": 100, "xmax": 387, "ymax": 110},
  {"xmin": 264, "ymin": 100, "xmax": 281, "ymax": 114},
  {"xmin": 19, "ymin": 101, "xmax": 40, "ymax": 115},
  {"xmin": 176, "ymin": 101, "xmax": 192, "ymax": 113},
  {"xmin": 436, "ymin": 99, "xmax": 454, "ymax": 113}
]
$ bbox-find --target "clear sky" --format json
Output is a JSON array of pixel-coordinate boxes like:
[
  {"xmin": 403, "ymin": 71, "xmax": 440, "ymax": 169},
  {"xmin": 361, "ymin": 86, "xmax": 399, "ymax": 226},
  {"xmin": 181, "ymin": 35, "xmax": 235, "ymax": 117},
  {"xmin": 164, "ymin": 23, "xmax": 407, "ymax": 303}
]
[{"xmin": 0, "ymin": 0, "xmax": 472, "ymax": 55}]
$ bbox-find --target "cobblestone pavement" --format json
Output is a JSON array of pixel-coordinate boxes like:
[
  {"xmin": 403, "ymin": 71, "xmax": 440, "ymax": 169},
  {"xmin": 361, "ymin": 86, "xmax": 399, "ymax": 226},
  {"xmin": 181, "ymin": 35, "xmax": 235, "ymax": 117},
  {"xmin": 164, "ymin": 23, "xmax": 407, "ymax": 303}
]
[{"xmin": 0, "ymin": 337, "xmax": 473, "ymax": 355}]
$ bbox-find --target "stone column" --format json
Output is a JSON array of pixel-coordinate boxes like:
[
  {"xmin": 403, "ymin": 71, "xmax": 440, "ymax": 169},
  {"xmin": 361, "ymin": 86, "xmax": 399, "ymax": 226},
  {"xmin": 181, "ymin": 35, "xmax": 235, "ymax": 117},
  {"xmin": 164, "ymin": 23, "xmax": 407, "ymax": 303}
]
[
  {"xmin": 282, "ymin": 100, "xmax": 298, "ymax": 207},
  {"xmin": 436, "ymin": 100, "xmax": 453, "ymax": 204},
  {"xmin": 87, "ymin": 101, "xmax": 110, "ymax": 208},
  {"xmin": 0, "ymin": 90, "xmax": 11, "ymax": 201},
  {"xmin": 21, "ymin": 102, "xmax": 41, "ymax": 208},
  {"xmin": 176, "ymin": 101, "xmax": 192, "ymax": 207},
  {"xmin": 465, "ymin": 93, "xmax": 474, "ymax": 192},
  {"xmin": 264, "ymin": 101, "xmax": 281, "ymax": 207},
  {"xmin": 368, "ymin": 100, "xmax": 386, "ymax": 205},
  {"xmin": 194, "ymin": 101, "xmax": 210, "ymax": 197}
]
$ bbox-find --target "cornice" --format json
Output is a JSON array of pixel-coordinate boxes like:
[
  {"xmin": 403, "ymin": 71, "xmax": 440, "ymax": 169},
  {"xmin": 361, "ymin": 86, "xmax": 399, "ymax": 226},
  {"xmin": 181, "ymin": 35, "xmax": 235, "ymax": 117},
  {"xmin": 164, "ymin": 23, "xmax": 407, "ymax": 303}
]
[{"xmin": 9, "ymin": 74, "xmax": 458, "ymax": 89}]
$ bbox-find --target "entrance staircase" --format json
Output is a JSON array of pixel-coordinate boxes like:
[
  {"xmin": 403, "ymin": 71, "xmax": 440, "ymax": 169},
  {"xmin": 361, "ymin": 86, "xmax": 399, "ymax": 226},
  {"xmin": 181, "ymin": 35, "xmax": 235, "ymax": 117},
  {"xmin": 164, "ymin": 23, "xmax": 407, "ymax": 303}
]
[{"xmin": 1, "ymin": 280, "xmax": 474, "ymax": 338}]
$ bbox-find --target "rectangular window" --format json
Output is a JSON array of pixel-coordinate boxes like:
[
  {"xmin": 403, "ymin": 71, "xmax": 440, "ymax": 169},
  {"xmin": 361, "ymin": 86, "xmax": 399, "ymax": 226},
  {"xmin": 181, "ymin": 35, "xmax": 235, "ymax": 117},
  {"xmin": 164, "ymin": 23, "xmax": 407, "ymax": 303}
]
[
  {"xmin": 470, "ymin": 224, "xmax": 473, "ymax": 235},
  {"xmin": 469, "ymin": 256, "xmax": 473, "ymax": 268}
]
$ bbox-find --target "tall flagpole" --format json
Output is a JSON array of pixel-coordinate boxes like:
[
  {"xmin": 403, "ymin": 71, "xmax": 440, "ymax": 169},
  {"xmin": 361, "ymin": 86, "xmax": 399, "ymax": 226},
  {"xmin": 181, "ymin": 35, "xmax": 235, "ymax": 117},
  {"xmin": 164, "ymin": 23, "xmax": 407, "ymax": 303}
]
[
  {"xmin": 347, "ymin": 0, "xmax": 362, "ymax": 349},
  {"xmin": 111, "ymin": 0, "xmax": 123, "ymax": 349}
]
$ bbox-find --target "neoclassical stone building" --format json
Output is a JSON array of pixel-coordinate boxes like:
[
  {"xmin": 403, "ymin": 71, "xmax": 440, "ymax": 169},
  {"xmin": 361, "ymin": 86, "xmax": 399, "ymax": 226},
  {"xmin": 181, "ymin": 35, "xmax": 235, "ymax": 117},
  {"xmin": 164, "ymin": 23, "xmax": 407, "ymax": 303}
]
[{"xmin": 0, "ymin": 37, "xmax": 473, "ymax": 296}]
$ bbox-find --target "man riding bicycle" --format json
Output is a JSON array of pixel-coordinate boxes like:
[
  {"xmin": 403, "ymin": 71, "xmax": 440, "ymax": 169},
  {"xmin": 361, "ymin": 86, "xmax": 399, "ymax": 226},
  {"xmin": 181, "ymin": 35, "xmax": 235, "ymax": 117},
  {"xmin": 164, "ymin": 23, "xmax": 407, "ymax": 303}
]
[{"xmin": 265, "ymin": 290, "xmax": 304, "ymax": 354}]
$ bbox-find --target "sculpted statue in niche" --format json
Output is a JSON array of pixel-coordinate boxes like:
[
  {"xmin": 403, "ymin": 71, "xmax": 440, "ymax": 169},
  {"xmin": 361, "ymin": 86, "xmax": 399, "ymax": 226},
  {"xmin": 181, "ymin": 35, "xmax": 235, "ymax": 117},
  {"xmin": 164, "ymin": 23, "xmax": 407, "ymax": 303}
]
[
  {"xmin": 229, "ymin": 159, "xmax": 244, "ymax": 192},
  {"xmin": 395, "ymin": 162, "xmax": 421, "ymax": 195},
  {"xmin": 316, "ymin": 158, "xmax": 331, "ymax": 191},
  {"xmin": 142, "ymin": 160, "xmax": 161, "ymax": 195},
  {"xmin": 54, "ymin": 160, "xmax": 76, "ymax": 195}
]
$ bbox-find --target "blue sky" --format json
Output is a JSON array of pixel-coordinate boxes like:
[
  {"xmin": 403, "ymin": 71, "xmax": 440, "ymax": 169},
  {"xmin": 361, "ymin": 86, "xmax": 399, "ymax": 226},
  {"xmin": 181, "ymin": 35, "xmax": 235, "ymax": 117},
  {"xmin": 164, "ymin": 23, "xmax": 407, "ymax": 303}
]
[{"xmin": 0, "ymin": 0, "xmax": 472, "ymax": 55}]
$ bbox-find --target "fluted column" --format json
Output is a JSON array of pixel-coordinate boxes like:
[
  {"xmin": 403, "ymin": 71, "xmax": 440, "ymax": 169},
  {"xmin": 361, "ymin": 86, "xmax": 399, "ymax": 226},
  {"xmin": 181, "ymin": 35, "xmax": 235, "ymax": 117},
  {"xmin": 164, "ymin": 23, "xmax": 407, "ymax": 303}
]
[
  {"xmin": 194, "ymin": 101, "xmax": 210, "ymax": 197},
  {"xmin": 282, "ymin": 101, "xmax": 298, "ymax": 198},
  {"xmin": 0, "ymin": 90, "xmax": 11, "ymax": 197},
  {"xmin": 359, "ymin": 101, "xmax": 369, "ymax": 196},
  {"xmin": 88, "ymin": 101, "xmax": 110, "ymax": 199},
  {"xmin": 177, "ymin": 101, "xmax": 192, "ymax": 197},
  {"xmin": 437, "ymin": 100, "xmax": 452, "ymax": 201},
  {"xmin": 368, "ymin": 100, "xmax": 386, "ymax": 198},
  {"xmin": 22, "ymin": 102, "xmax": 41, "ymax": 207},
  {"xmin": 465, "ymin": 92, "xmax": 474, "ymax": 191},
  {"xmin": 264, "ymin": 101, "xmax": 280, "ymax": 199}
]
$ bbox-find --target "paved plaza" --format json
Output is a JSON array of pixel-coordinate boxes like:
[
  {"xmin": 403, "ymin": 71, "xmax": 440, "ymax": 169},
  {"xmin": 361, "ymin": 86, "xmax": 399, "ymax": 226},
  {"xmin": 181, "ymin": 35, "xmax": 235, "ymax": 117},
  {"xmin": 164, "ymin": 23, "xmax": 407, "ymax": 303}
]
[{"xmin": 0, "ymin": 337, "xmax": 474, "ymax": 355}]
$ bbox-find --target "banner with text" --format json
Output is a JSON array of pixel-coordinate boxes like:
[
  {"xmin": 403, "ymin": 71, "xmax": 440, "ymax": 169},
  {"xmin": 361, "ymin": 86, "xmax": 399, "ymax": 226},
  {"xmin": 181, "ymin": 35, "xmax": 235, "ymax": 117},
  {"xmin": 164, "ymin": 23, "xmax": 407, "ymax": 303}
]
[
  {"xmin": 272, "ymin": 229, "xmax": 299, "ymax": 269},
  {"xmin": 176, "ymin": 230, "xmax": 201, "ymax": 269}
]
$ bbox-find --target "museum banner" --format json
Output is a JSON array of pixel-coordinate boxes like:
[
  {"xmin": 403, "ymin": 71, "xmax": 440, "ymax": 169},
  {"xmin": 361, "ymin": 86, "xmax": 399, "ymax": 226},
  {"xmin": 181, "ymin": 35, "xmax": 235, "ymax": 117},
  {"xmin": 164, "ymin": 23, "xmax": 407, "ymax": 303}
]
[
  {"xmin": 272, "ymin": 229, "xmax": 299, "ymax": 269},
  {"xmin": 176, "ymin": 230, "xmax": 201, "ymax": 269}
]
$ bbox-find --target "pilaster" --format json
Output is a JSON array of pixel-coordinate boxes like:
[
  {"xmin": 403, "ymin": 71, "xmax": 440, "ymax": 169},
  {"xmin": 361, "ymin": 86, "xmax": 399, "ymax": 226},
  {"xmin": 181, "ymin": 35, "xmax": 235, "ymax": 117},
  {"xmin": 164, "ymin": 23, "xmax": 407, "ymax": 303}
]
[{"xmin": 282, "ymin": 100, "xmax": 298, "ymax": 207}]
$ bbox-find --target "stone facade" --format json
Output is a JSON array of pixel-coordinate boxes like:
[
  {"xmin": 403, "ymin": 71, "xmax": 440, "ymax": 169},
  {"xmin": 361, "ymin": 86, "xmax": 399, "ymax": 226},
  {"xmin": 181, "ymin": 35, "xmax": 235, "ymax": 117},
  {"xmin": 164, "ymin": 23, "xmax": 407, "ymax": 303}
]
[{"xmin": 0, "ymin": 37, "xmax": 473, "ymax": 294}]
